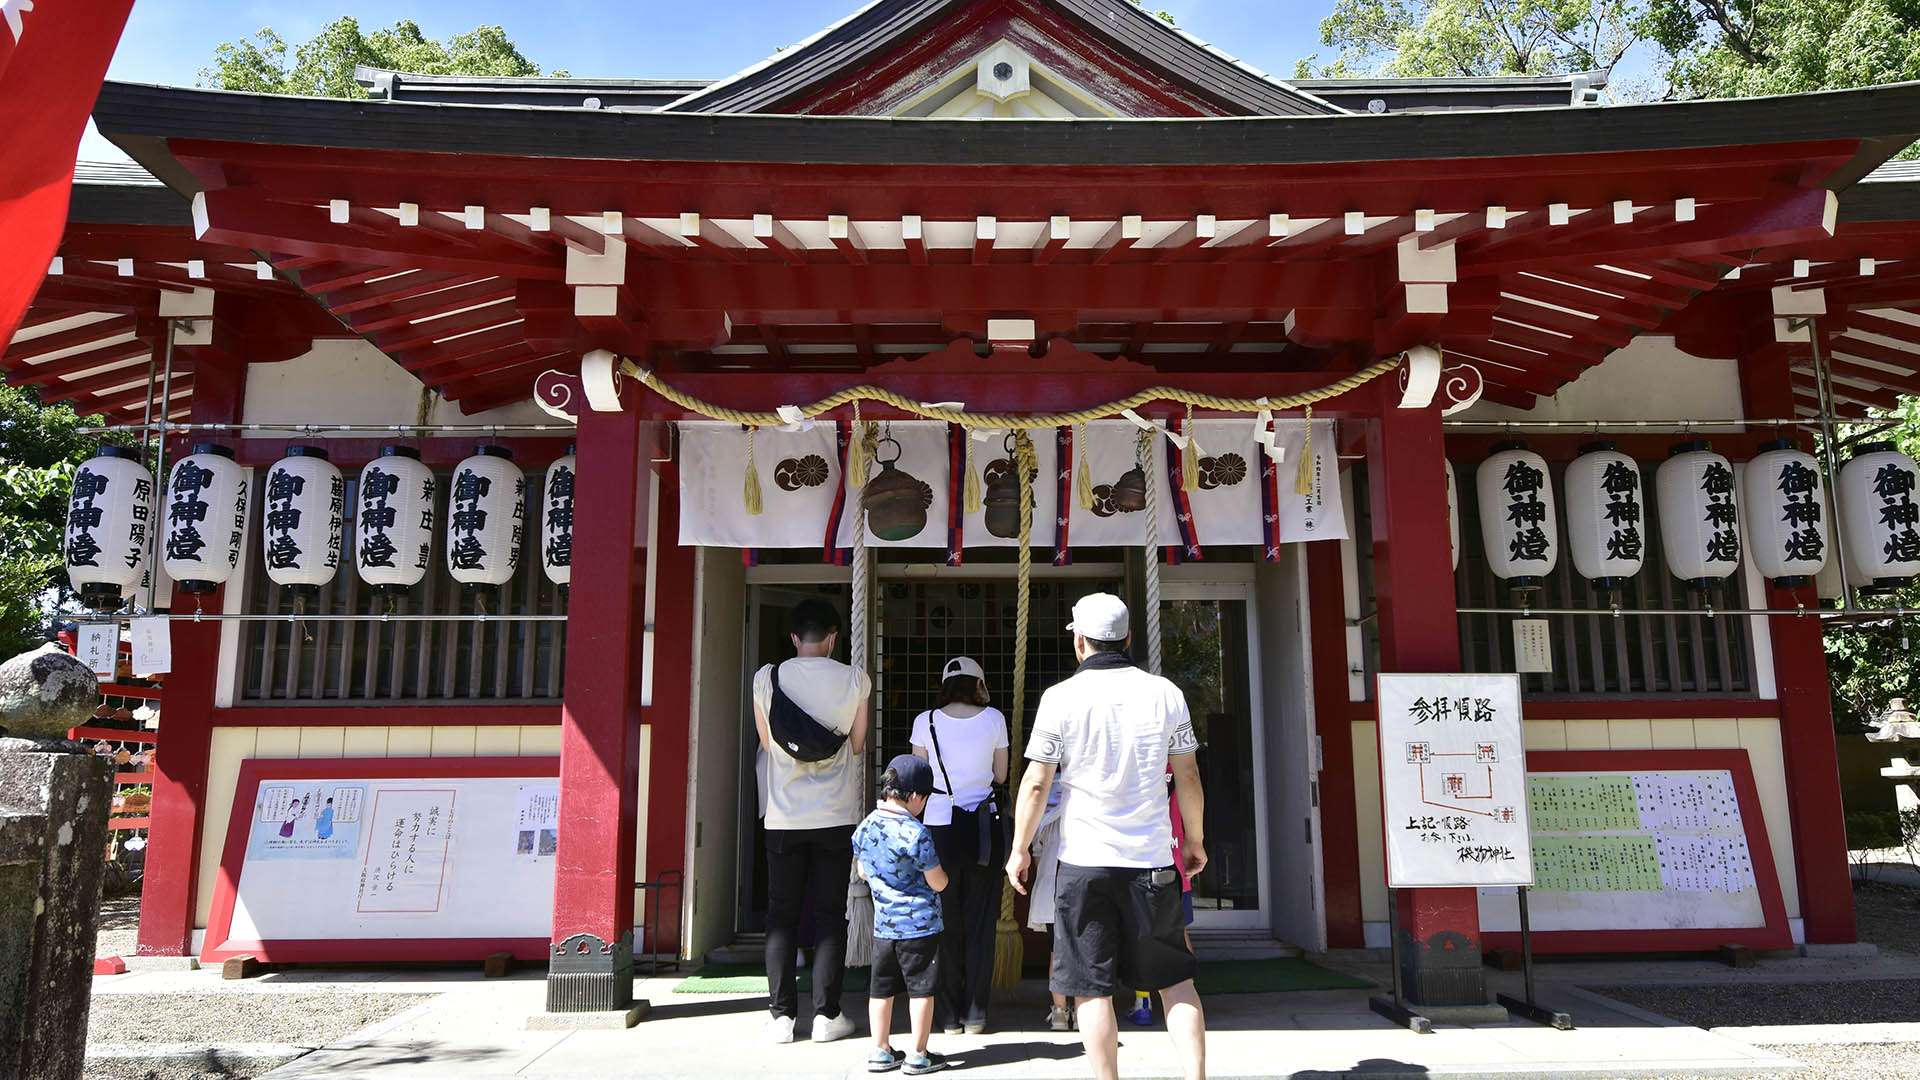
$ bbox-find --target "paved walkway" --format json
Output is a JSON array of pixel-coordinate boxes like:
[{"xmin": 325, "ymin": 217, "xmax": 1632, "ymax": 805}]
[{"xmin": 88, "ymin": 945, "xmax": 1920, "ymax": 1079}]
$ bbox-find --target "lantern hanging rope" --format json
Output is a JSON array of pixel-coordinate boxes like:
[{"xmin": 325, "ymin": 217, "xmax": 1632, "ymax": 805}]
[
  {"xmin": 618, "ymin": 355, "xmax": 1403, "ymax": 431},
  {"xmin": 992, "ymin": 429, "xmax": 1039, "ymax": 990}
]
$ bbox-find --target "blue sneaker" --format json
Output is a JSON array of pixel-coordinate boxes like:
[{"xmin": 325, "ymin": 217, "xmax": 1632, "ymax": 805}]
[
  {"xmin": 1126, "ymin": 996, "xmax": 1153, "ymax": 1027},
  {"xmin": 903, "ymin": 1051, "xmax": 948, "ymax": 1075},
  {"xmin": 868, "ymin": 1048, "xmax": 904, "ymax": 1073}
]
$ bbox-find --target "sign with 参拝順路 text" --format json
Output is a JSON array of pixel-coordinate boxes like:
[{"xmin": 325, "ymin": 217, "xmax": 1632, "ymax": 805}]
[{"xmin": 1377, "ymin": 673, "xmax": 1533, "ymax": 888}]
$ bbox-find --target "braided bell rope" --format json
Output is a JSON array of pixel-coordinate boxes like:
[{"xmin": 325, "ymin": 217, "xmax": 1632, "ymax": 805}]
[
  {"xmin": 993, "ymin": 430, "xmax": 1039, "ymax": 989},
  {"xmin": 1142, "ymin": 426, "xmax": 1163, "ymax": 676},
  {"xmin": 619, "ymin": 355, "xmax": 1403, "ymax": 429}
]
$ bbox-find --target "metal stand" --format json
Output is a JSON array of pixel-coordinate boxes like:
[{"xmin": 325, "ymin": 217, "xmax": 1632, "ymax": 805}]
[
  {"xmin": 634, "ymin": 869, "xmax": 684, "ymax": 976},
  {"xmin": 1368, "ymin": 889, "xmax": 1433, "ymax": 1033},
  {"xmin": 1494, "ymin": 888, "xmax": 1573, "ymax": 1029}
]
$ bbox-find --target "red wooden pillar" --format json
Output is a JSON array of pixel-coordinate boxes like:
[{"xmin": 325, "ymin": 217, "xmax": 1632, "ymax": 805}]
[
  {"xmin": 546, "ymin": 397, "xmax": 654, "ymax": 1014},
  {"xmin": 135, "ymin": 350, "xmax": 244, "ymax": 959},
  {"xmin": 1307, "ymin": 541, "xmax": 1365, "ymax": 949},
  {"xmin": 642, "ymin": 461, "xmax": 695, "ymax": 956},
  {"xmin": 1365, "ymin": 381, "xmax": 1485, "ymax": 1005},
  {"xmin": 1739, "ymin": 349, "xmax": 1857, "ymax": 943}
]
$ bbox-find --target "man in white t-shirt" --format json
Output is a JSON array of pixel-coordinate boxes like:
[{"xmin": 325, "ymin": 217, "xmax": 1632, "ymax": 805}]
[
  {"xmin": 1007, "ymin": 593, "xmax": 1208, "ymax": 1080},
  {"xmin": 751, "ymin": 598, "xmax": 870, "ymax": 1045}
]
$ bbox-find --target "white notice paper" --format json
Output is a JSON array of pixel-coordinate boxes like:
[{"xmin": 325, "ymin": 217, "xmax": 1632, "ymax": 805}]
[
  {"xmin": 128, "ymin": 617, "xmax": 171, "ymax": 674},
  {"xmin": 77, "ymin": 623, "xmax": 118, "ymax": 676}
]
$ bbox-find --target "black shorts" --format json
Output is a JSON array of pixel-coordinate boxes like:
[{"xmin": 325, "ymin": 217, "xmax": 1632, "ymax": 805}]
[
  {"xmin": 870, "ymin": 933, "xmax": 941, "ymax": 998},
  {"xmin": 1050, "ymin": 862, "xmax": 1197, "ymax": 998}
]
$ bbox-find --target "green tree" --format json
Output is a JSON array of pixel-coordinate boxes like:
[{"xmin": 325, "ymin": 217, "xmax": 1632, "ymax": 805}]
[
  {"xmin": 1824, "ymin": 397, "xmax": 1920, "ymax": 729},
  {"xmin": 1641, "ymin": 0, "xmax": 1920, "ymax": 98},
  {"xmin": 201, "ymin": 17, "xmax": 563, "ymax": 98},
  {"xmin": 1301, "ymin": 0, "xmax": 1642, "ymax": 78},
  {"xmin": 0, "ymin": 385, "xmax": 123, "ymax": 655}
]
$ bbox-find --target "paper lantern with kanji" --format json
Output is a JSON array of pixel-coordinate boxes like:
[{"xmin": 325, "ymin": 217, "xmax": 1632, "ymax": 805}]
[
  {"xmin": 262, "ymin": 446, "xmax": 345, "ymax": 596},
  {"xmin": 356, "ymin": 446, "xmax": 436, "ymax": 592},
  {"xmin": 1475, "ymin": 441, "xmax": 1558, "ymax": 592},
  {"xmin": 162, "ymin": 444, "xmax": 246, "ymax": 594},
  {"xmin": 65, "ymin": 446, "xmax": 156, "ymax": 609},
  {"xmin": 1563, "ymin": 442, "xmax": 1644, "ymax": 595},
  {"xmin": 1838, "ymin": 441, "xmax": 1920, "ymax": 593},
  {"xmin": 1444, "ymin": 460, "xmax": 1460, "ymax": 571},
  {"xmin": 542, "ymin": 447, "xmax": 576, "ymax": 592},
  {"xmin": 1656, "ymin": 440, "xmax": 1741, "ymax": 590},
  {"xmin": 1741, "ymin": 438, "xmax": 1828, "ymax": 588},
  {"xmin": 446, "ymin": 446, "xmax": 526, "ymax": 588}
]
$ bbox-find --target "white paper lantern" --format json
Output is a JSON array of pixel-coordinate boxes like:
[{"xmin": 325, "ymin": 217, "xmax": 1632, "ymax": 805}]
[
  {"xmin": 1838, "ymin": 440, "xmax": 1920, "ymax": 593},
  {"xmin": 263, "ymin": 446, "xmax": 345, "ymax": 595},
  {"xmin": 1444, "ymin": 460, "xmax": 1460, "ymax": 571},
  {"xmin": 356, "ymin": 446, "xmax": 436, "ymax": 592},
  {"xmin": 161, "ymin": 444, "xmax": 246, "ymax": 594},
  {"xmin": 1656, "ymin": 440, "xmax": 1741, "ymax": 589},
  {"xmin": 1475, "ymin": 441, "xmax": 1557, "ymax": 591},
  {"xmin": 65, "ymin": 446, "xmax": 156, "ymax": 609},
  {"xmin": 1563, "ymin": 442, "xmax": 1644, "ymax": 594},
  {"xmin": 446, "ymin": 446, "xmax": 526, "ymax": 588},
  {"xmin": 1741, "ymin": 438, "xmax": 1828, "ymax": 588},
  {"xmin": 542, "ymin": 447, "xmax": 576, "ymax": 591}
]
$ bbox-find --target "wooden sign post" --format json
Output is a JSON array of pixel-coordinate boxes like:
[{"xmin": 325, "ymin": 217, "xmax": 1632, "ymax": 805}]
[{"xmin": 1373, "ymin": 673, "xmax": 1570, "ymax": 1031}]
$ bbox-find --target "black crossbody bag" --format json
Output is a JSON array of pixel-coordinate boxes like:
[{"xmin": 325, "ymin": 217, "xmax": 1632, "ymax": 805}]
[
  {"xmin": 926, "ymin": 711, "xmax": 1011, "ymax": 868},
  {"xmin": 767, "ymin": 662, "xmax": 848, "ymax": 763}
]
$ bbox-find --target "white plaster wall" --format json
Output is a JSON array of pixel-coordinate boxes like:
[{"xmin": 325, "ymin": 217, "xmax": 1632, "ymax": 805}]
[
  {"xmin": 686, "ymin": 549, "xmax": 746, "ymax": 960},
  {"xmin": 241, "ymin": 339, "xmax": 558, "ymax": 430},
  {"xmin": 1457, "ymin": 335, "xmax": 1746, "ymax": 425}
]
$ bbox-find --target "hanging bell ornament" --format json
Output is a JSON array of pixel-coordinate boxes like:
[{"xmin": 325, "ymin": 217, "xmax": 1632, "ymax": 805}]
[
  {"xmin": 984, "ymin": 433, "xmax": 1026, "ymax": 538},
  {"xmin": 860, "ymin": 436, "xmax": 934, "ymax": 541}
]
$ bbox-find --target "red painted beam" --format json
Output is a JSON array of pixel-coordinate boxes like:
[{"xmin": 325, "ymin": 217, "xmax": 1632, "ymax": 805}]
[
  {"xmin": 7, "ymin": 339, "xmax": 154, "ymax": 385},
  {"xmin": 1545, "ymin": 266, "xmax": 1700, "ymax": 308},
  {"xmin": 321, "ymin": 271, "xmax": 489, "ymax": 314},
  {"xmin": 3, "ymin": 314, "xmax": 138, "ymax": 363},
  {"xmin": 347, "ymin": 279, "xmax": 517, "ymax": 334},
  {"xmin": 1459, "ymin": 188, "xmax": 1836, "ymax": 277},
  {"xmin": 1838, "ymin": 310, "xmax": 1920, "ymax": 347},
  {"xmin": 194, "ymin": 188, "xmax": 563, "ymax": 280},
  {"xmin": 374, "ymin": 299, "xmax": 521, "ymax": 354},
  {"xmin": 1503, "ymin": 275, "xmax": 1670, "ymax": 329},
  {"xmin": 1493, "ymin": 299, "xmax": 1636, "ymax": 349},
  {"xmin": 36, "ymin": 363, "xmax": 168, "ymax": 405}
]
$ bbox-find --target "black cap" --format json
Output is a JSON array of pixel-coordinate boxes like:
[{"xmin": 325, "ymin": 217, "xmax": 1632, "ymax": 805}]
[
  {"xmin": 189, "ymin": 443, "xmax": 235, "ymax": 459},
  {"xmin": 885, "ymin": 754, "xmax": 935, "ymax": 797},
  {"xmin": 287, "ymin": 445, "xmax": 330, "ymax": 461},
  {"xmin": 1579, "ymin": 440, "xmax": 1618, "ymax": 454},
  {"xmin": 1854, "ymin": 441, "xmax": 1900, "ymax": 457},
  {"xmin": 1669, "ymin": 439, "xmax": 1713, "ymax": 456},
  {"xmin": 1758, "ymin": 438, "xmax": 1799, "ymax": 453},
  {"xmin": 95, "ymin": 445, "xmax": 141, "ymax": 461},
  {"xmin": 379, "ymin": 445, "xmax": 421, "ymax": 460},
  {"xmin": 1490, "ymin": 439, "xmax": 1529, "ymax": 453},
  {"xmin": 476, "ymin": 445, "xmax": 514, "ymax": 460}
]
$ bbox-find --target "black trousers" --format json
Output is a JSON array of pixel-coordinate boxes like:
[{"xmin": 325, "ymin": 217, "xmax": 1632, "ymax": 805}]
[
  {"xmin": 930, "ymin": 824, "xmax": 1000, "ymax": 1029},
  {"xmin": 764, "ymin": 824, "xmax": 853, "ymax": 1020}
]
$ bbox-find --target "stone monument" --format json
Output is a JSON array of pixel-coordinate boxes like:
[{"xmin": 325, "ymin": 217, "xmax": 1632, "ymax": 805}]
[{"xmin": 0, "ymin": 643, "xmax": 112, "ymax": 1080}]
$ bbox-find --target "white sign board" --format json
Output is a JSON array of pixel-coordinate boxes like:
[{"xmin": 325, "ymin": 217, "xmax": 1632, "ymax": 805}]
[
  {"xmin": 225, "ymin": 773, "xmax": 558, "ymax": 945},
  {"xmin": 1377, "ymin": 673, "xmax": 1533, "ymax": 887}
]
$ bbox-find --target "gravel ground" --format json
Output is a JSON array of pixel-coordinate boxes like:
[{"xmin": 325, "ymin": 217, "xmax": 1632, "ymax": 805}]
[
  {"xmin": 1853, "ymin": 879, "xmax": 1920, "ymax": 957},
  {"xmin": 95, "ymin": 892, "xmax": 142, "ymax": 959},
  {"xmin": 87, "ymin": 992, "xmax": 427, "ymax": 1044},
  {"xmin": 1649, "ymin": 1043, "xmax": 1920, "ymax": 1080},
  {"xmin": 1588, "ymin": 978, "xmax": 1920, "ymax": 1027},
  {"xmin": 86, "ymin": 1057, "xmax": 274, "ymax": 1080}
]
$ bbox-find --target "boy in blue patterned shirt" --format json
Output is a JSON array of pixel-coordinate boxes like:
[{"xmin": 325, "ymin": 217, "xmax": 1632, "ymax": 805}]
[{"xmin": 853, "ymin": 754, "xmax": 950, "ymax": 1074}]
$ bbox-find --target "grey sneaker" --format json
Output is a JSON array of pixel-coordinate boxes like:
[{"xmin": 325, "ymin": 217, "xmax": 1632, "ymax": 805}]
[
  {"xmin": 812, "ymin": 1010, "xmax": 858, "ymax": 1043},
  {"xmin": 1046, "ymin": 1005, "xmax": 1072, "ymax": 1032}
]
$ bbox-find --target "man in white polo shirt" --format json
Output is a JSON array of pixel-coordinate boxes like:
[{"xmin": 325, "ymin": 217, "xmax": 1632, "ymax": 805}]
[{"xmin": 1007, "ymin": 593, "xmax": 1209, "ymax": 1080}]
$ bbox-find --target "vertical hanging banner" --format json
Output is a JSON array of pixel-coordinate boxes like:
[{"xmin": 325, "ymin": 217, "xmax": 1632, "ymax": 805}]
[
  {"xmin": 840, "ymin": 422, "xmax": 948, "ymax": 549},
  {"xmin": 77, "ymin": 623, "xmax": 117, "ymax": 676},
  {"xmin": 1153, "ymin": 418, "xmax": 1348, "ymax": 550},
  {"xmin": 1068, "ymin": 420, "xmax": 1159, "ymax": 549},
  {"xmin": 1378, "ymin": 673, "xmax": 1533, "ymax": 888}
]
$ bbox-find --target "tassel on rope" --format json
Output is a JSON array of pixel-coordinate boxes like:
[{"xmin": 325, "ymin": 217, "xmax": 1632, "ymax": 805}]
[
  {"xmin": 1075, "ymin": 422, "xmax": 1095, "ymax": 511},
  {"xmin": 963, "ymin": 432, "xmax": 983, "ymax": 514},
  {"xmin": 1295, "ymin": 406, "xmax": 1315, "ymax": 496},
  {"xmin": 847, "ymin": 402, "xmax": 868, "ymax": 488},
  {"xmin": 1180, "ymin": 403, "xmax": 1200, "ymax": 492},
  {"xmin": 744, "ymin": 426, "xmax": 764, "ymax": 515}
]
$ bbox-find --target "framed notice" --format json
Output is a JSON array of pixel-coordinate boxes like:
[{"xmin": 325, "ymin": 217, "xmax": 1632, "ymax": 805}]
[
  {"xmin": 1376, "ymin": 673, "xmax": 1532, "ymax": 888},
  {"xmin": 1478, "ymin": 748, "xmax": 1791, "ymax": 953},
  {"xmin": 203, "ymin": 756, "xmax": 560, "ymax": 964}
]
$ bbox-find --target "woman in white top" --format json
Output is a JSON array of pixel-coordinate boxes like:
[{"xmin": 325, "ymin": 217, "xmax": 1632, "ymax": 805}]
[{"xmin": 910, "ymin": 656, "xmax": 1008, "ymax": 1035}]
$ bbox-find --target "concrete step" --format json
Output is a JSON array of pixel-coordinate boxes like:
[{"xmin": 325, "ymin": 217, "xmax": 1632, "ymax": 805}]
[{"xmin": 708, "ymin": 930, "xmax": 1301, "ymax": 966}]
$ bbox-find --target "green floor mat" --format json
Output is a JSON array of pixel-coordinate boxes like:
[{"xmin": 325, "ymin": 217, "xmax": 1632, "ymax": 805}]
[
  {"xmin": 672, "ymin": 957, "xmax": 1367, "ymax": 996},
  {"xmin": 1192, "ymin": 957, "xmax": 1374, "ymax": 995},
  {"xmin": 673, "ymin": 962, "xmax": 871, "ymax": 995}
]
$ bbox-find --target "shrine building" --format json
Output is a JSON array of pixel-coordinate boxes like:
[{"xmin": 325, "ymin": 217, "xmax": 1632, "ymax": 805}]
[{"xmin": 18, "ymin": 0, "xmax": 1920, "ymax": 1017}]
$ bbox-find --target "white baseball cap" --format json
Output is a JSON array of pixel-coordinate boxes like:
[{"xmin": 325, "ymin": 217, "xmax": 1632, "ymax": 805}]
[
  {"xmin": 1067, "ymin": 593, "xmax": 1130, "ymax": 642},
  {"xmin": 942, "ymin": 656, "xmax": 985, "ymax": 682}
]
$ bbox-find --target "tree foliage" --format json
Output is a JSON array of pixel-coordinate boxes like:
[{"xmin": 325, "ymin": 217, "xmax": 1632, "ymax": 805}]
[
  {"xmin": 1302, "ymin": 0, "xmax": 1642, "ymax": 78},
  {"xmin": 1642, "ymin": 0, "xmax": 1920, "ymax": 98},
  {"xmin": 0, "ymin": 384, "xmax": 120, "ymax": 655},
  {"xmin": 201, "ymin": 17, "xmax": 561, "ymax": 98},
  {"xmin": 1824, "ymin": 398, "xmax": 1920, "ymax": 729}
]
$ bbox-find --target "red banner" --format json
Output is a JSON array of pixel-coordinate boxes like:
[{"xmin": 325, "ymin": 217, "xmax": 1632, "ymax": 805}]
[{"xmin": 0, "ymin": 0, "xmax": 137, "ymax": 346}]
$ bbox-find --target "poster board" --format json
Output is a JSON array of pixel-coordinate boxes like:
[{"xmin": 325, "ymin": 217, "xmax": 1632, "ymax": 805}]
[
  {"xmin": 1478, "ymin": 749, "xmax": 1791, "ymax": 952},
  {"xmin": 1377, "ymin": 673, "xmax": 1533, "ymax": 888},
  {"xmin": 203, "ymin": 756, "xmax": 560, "ymax": 963}
]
